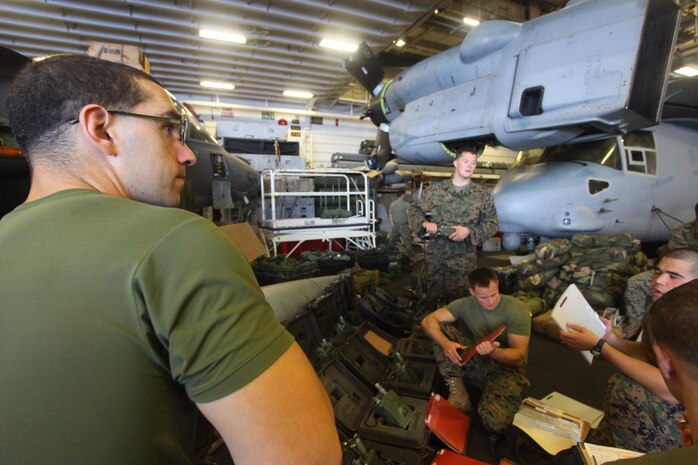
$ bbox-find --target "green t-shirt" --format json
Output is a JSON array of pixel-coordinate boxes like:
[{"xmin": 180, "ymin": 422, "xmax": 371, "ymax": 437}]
[
  {"xmin": 0, "ymin": 189, "xmax": 293, "ymax": 465},
  {"xmin": 606, "ymin": 444, "xmax": 698, "ymax": 465},
  {"xmin": 446, "ymin": 294, "xmax": 531, "ymax": 344}
]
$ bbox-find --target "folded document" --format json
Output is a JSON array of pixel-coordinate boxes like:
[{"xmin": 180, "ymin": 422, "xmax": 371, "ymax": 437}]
[{"xmin": 513, "ymin": 397, "xmax": 590, "ymax": 455}]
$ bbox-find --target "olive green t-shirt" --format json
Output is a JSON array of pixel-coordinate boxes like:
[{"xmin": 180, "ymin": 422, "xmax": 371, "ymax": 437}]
[
  {"xmin": 0, "ymin": 189, "xmax": 293, "ymax": 465},
  {"xmin": 446, "ymin": 294, "xmax": 531, "ymax": 344}
]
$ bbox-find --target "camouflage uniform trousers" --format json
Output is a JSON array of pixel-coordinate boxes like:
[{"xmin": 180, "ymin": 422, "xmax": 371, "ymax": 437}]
[
  {"xmin": 419, "ymin": 239, "xmax": 476, "ymax": 309},
  {"xmin": 603, "ymin": 373, "xmax": 684, "ymax": 453},
  {"xmin": 389, "ymin": 223, "xmax": 414, "ymax": 258},
  {"xmin": 434, "ymin": 323, "xmax": 529, "ymax": 433},
  {"xmin": 621, "ymin": 270, "xmax": 653, "ymax": 338}
]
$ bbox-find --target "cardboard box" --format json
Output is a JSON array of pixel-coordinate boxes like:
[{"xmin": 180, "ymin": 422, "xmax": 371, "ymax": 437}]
[
  {"xmin": 87, "ymin": 41, "xmax": 150, "ymax": 73},
  {"xmin": 482, "ymin": 237, "xmax": 501, "ymax": 252},
  {"xmin": 218, "ymin": 223, "xmax": 267, "ymax": 262}
]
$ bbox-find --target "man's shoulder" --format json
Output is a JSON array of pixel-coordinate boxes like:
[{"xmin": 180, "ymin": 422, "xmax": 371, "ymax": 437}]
[
  {"xmin": 447, "ymin": 296, "xmax": 475, "ymax": 312},
  {"xmin": 500, "ymin": 294, "xmax": 526, "ymax": 309}
]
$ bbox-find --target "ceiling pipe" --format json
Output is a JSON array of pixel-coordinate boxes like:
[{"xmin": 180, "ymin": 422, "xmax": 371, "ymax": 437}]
[
  {"xmin": 42, "ymin": 0, "xmax": 412, "ymax": 41},
  {"xmin": 253, "ymin": 0, "xmax": 432, "ymax": 27},
  {"xmin": 147, "ymin": 55, "xmax": 341, "ymax": 80},
  {"xmin": 184, "ymin": 98, "xmax": 366, "ymax": 120},
  {"xmin": 0, "ymin": 10, "xmax": 348, "ymax": 68},
  {"xmin": 0, "ymin": 28, "xmax": 347, "ymax": 80},
  {"xmin": 157, "ymin": 66, "xmax": 337, "ymax": 89}
]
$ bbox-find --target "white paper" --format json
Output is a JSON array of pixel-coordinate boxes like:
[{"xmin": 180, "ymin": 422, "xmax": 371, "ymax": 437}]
[
  {"xmin": 582, "ymin": 443, "xmax": 643, "ymax": 464},
  {"xmin": 551, "ymin": 284, "xmax": 606, "ymax": 364},
  {"xmin": 541, "ymin": 391, "xmax": 604, "ymax": 428}
]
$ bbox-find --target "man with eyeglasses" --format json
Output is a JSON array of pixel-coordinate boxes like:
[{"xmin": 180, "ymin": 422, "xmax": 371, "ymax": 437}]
[
  {"xmin": 0, "ymin": 54, "xmax": 340, "ymax": 465},
  {"xmin": 560, "ymin": 248, "xmax": 698, "ymax": 454}
]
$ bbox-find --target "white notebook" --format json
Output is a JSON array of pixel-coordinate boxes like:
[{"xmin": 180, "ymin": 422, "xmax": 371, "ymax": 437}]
[{"xmin": 551, "ymin": 284, "xmax": 606, "ymax": 364}]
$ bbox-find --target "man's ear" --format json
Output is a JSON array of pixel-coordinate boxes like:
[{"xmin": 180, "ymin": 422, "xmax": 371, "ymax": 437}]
[
  {"xmin": 653, "ymin": 343, "xmax": 675, "ymax": 380},
  {"xmin": 468, "ymin": 287, "xmax": 475, "ymax": 297},
  {"xmin": 77, "ymin": 105, "xmax": 117, "ymax": 156}
]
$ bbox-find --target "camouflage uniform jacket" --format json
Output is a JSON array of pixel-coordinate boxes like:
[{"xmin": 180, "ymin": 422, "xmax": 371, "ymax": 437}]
[
  {"xmin": 409, "ymin": 179, "xmax": 498, "ymax": 252},
  {"xmin": 668, "ymin": 221, "xmax": 698, "ymax": 250}
]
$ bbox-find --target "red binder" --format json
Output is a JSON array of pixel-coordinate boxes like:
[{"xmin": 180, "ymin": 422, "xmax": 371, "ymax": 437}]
[
  {"xmin": 425, "ymin": 393, "xmax": 471, "ymax": 454},
  {"xmin": 429, "ymin": 448, "xmax": 489, "ymax": 465},
  {"xmin": 460, "ymin": 323, "xmax": 507, "ymax": 363}
]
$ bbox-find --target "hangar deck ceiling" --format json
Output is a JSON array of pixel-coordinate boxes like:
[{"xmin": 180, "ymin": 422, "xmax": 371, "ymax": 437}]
[{"xmin": 0, "ymin": 0, "xmax": 696, "ymax": 115}]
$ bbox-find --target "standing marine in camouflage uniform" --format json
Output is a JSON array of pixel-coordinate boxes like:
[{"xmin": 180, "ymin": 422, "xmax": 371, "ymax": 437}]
[
  {"xmin": 421, "ymin": 268, "xmax": 530, "ymax": 433},
  {"xmin": 623, "ymin": 202, "xmax": 697, "ymax": 337},
  {"xmin": 561, "ymin": 248, "xmax": 698, "ymax": 453},
  {"xmin": 388, "ymin": 189, "xmax": 414, "ymax": 260},
  {"xmin": 408, "ymin": 143, "xmax": 498, "ymax": 309}
]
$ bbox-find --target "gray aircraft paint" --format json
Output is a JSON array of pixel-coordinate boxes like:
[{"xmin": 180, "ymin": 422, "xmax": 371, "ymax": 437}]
[{"xmin": 493, "ymin": 122, "xmax": 698, "ymax": 250}]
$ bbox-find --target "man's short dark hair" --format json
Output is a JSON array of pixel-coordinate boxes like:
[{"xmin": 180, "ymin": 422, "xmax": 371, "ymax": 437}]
[
  {"xmin": 395, "ymin": 189, "xmax": 405, "ymax": 197},
  {"xmin": 7, "ymin": 54, "xmax": 160, "ymax": 159},
  {"xmin": 649, "ymin": 280, "xmax": 698, "ymax": 371},
  {"xmin": 452, "ymin": 141, "xmax": 485, "ymax": 159},
  {"xmin": 662, "ymin": 247, "xmax": 698, "ymax": 276},
  {"xmin": 468, "ymin": 268, "xmax": 498, "ymax": 289}
]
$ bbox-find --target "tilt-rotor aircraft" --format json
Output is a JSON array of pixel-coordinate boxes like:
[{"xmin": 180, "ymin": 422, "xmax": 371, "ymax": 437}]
[
  {"xmin": 346, "ymin": 0, "xmax": 679, "ymax": 164},
  {"xmin": 345, "ymin": 0, "xmax": 685, "ymax": 247},
  {"xmin": 493, "ymin": 78, "xmax": 698, "ymax": 250}
]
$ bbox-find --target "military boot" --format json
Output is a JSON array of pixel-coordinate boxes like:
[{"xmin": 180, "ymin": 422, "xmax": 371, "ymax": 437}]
[{"xmin": 446, "ymin": 377, "xmax": 471, "ymax": 414}]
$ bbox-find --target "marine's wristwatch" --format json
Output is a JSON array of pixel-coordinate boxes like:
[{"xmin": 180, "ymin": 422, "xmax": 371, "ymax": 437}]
[{"xmin": 591, "ymin": 338, "xmax": 607, "ymax": 358}]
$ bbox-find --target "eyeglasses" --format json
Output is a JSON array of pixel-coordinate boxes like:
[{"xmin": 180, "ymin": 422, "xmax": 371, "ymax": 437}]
[{"xmin": 67, "ymin": 109, "xmax": 189, "ymax": 144}]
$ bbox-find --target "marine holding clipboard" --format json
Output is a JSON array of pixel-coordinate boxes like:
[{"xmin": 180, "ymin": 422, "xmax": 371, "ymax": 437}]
[{"xmin": 421, "ymin": 267, "xmax": 532, "ymax": 433}]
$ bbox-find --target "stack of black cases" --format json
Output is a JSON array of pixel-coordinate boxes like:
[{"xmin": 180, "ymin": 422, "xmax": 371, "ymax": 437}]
[{"xmin": 281, "ymin": 273, "xmax": 448, "ymax": 464}]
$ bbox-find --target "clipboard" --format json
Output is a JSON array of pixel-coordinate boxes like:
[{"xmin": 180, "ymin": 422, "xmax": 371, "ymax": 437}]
[
  {"xmin": 550, "ymin": 284, "xmax": 606, "ymax": 364},
  {"xmin": 460, "ymin": 323, "xmax": 507, "ymax": 364},
  {"xmin": 425, "ymin": 393, "xmax": 471, "ymax": 454}
]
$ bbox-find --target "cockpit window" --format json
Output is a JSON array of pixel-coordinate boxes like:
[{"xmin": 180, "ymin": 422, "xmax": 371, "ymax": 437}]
[
  {"xmin": 588, "ymin": 179, "xmax": 610, "ymax": 195},
  {"xmin": 622, "ymin": 131, "xmax": 657, "ymax": 175},
  {"xmin": 538, "ymin": 138, "xmax": 621, "ymax": 170},
  {"xmin": 623, "ymin": 131, "xmax": 655, "ymax": 149}
]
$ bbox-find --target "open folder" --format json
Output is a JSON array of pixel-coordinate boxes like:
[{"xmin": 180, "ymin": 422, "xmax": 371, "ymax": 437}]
[
  {"xmin": 551, "ymin": 284, "xmax": 606, "ymax": 364},
  {"xmin": 513, "ymin": 397, "xmax": 590, "ymax": 455},
  {"xmin": 429, "ymin": 448, "xmax": 489, "ymax": 465},
  {"xmin": 425, "ymin": 393, "xmax": 471, "ymax": 454}
]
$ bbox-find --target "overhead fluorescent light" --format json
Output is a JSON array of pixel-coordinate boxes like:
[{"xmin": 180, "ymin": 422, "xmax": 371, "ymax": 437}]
[
  {"xmin": 319, "ymin": 38, "xmax": 359, "ymax": 53},
  {"xmin": 395, "ymin": 39, "xmax": 406, "ymax": 47},
  {"xmin": 283, "ymin": 90, "xmax": 314, "ymax": 99},
  {"xmin": 200, "ymin": 80, "xmax": 235, "ymax": 90},
  {"xmin": 463, "ymin": 17, "xmax": 480, "ymax": 27},
  {"xmin": 675, "ymin": 66, "xmax": 698, "ymax": 77},
  {"xmin": 199, "ymin": 28, "xmax": 246, "ymax": 44}
]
